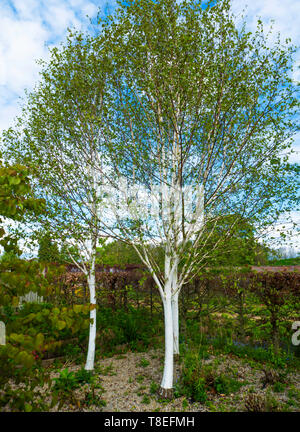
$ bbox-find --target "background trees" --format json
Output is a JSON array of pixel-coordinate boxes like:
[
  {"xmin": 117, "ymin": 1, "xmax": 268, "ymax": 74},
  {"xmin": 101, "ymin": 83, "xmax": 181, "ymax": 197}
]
[
  {"xmin": 96, "ymin": 241, "xmax": 143, "ymax": 267},
  {"xmin": 196, "ymin": 215, "xmax": 269, "ymax": 268}
]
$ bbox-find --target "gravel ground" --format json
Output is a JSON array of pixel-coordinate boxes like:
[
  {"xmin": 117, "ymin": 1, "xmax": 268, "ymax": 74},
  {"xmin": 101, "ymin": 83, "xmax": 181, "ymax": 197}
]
[
  {"xmin": 2, "ymin": 348, "xmax": 300, "ymax": 412},
  {"xmin": 48, "ymin": 348, "xmax": 300, "ymax": 412}
]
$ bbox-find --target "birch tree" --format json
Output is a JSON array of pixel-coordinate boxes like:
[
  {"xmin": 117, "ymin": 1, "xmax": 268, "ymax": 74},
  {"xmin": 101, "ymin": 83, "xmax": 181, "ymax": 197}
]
[
  {"xmin": 3, "ymin": 31, "xmax": 111, "ymax": 371},
  {"xmin": 94, "ymin": 0, "xmax": 299, "ymax": 397},
  {"xmin": 2, "ymin": 0, "xmax": 298, "ymax": 396}
]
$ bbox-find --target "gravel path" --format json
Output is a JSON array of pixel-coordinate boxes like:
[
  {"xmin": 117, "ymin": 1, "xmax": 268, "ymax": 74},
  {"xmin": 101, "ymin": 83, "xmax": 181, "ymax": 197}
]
[{"xmin": 2, "ymin": 348, "xmax": 299, "ymax": 412}]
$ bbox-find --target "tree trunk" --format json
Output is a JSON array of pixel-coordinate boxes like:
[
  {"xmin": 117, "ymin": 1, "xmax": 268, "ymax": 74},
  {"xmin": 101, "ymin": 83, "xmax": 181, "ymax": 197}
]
[
  {"xmin": 85, "ymin": 258, "xmax": 96, "ymax": 371},
  {"xmin": 159, "ymin": 292, "xmax": 174, "ymax": 399},
  {"xmin": 172, "ymin": 291, "xmax": 180, "ymax": 357}
]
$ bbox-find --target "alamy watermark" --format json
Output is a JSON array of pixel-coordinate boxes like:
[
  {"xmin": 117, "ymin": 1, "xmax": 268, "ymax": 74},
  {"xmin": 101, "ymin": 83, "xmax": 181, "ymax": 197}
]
[{"xmin": 292, "ymin": 321, "xmax": 300, "ymax": 346}]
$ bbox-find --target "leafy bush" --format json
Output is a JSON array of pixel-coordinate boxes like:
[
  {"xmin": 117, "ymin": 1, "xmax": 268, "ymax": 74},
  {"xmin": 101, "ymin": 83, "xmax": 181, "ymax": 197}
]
[
  {"xmin": 53, "ymin": 369, "xmax": 79, "ymax": 392},
  {"xmin": 176, "ymin": 349, "xmax": 245, "ymax": 403},
  {"xmin": 53, "ymin": 367, "xmax": 94, "ymax": 393}
]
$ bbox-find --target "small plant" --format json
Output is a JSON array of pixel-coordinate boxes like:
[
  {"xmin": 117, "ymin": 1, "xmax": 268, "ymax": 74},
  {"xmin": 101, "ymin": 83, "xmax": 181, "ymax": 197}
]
[
  {"xmin": 138, "ymin": 358, "xmax": 150, "ymax": 368},
  {"xmin": 287, "ymin": 387, "xmax": 300, "ymax": 402},
  {"xmin": 102, "ymin": 363, "xmax": 116, "ymax": 376},
  {"xmin": 53, "ymin": 368, "xmax": 79, "ymax": 392},
  {"xmin": 193, "ymin": 377, "xmax": 208, "ymax": 403},
  {"xmin": 136, "ymin": 375, "xmax": 145, "ymax": 383},
  {"xmin": 75, "ymin": 368, "xmax": 94, "ymax": 385},
  {"xmin": 53, "ymin": 367, "xmax": 94, "ymax": 393},
  {"xmin": 150, "ymin": 381, "xmax": 159, "ymax": 394},
  {"xmin": 176, "ymin": 349, "xmax": 244, "ymax": 404},
  {"xmin": 141, "ymin": 395, "xmax": 150, "ymax": 404},
  {"xmin": 84, "ymin": 391, "xmax": 107, "ymax": 408},
  {"xmin": 214, "ymin": 374, "xmax": 244, "ymax": 395},
  {"xmin": 63, "ymin": 343, "xmax": 82, "ymax": 360},
  {"xmin": 265, "ymin": 391, "xmax": 280, "ymax": 412},
  {"xmin": 182, "ymin": 398, "xmax": 189, "ymax": 410}
]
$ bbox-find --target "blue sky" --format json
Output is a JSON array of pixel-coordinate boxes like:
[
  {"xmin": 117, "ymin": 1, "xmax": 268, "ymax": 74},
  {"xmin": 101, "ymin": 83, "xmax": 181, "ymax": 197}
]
[
  {"xmin": 0, "ymin": 0, "xmax": 113, "ymax": 131},
  {"xmin": 0, "ymin": 0, "xmax": 299, "ymax": 253}
]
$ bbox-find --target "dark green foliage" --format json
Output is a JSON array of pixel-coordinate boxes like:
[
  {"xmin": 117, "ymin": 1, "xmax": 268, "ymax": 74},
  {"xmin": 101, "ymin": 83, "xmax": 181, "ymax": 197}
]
[
  {"xmin": 273, "ymin": 382, "xmax": 286, "ymax": 393},
  {"xmin": 213, "ymin": 375, "xmax": 244, "ymax": 395},
  {"xmin": 96, "ymin": 306, "xmax": 160, "ymax": 352},
  {"xmin": 53, "ymin": 367, "xmax": 94, "ymax": 392},
  {"xmin": 38, "ymin": 232, "xmax": 60, "ymax": 263},
  {"xmin": 75, "ymin": 367, "xmax": 94, "ymax": 385},
  {"xmin": 96, "ymin": 240, "xmax": 142, "ymax": 267},
  {"xmin": 175, "ymin": 350, "xmax": 244, "ymax": 403}
]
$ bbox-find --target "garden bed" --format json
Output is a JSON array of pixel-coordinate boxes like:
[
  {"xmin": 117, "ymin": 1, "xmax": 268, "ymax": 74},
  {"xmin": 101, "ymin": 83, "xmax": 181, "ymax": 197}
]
[{"xmin": 2, "ymin": 346, "xmax": 299, "ymax": 412}]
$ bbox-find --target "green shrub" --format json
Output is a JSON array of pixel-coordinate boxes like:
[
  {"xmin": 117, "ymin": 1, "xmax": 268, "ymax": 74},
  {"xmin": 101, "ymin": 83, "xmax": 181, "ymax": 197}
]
[
  {"xmin": 138, "ymin": 358, "xmax": 150, "ymax": 367},
  {"xmin": 75, "ymin": 368, "xmax": 94, "ymax": 385},
  {"xmin": 214, "ymin": 375, "xmax": 244, "ymax": 395},
  {"xmin": 53, "ymin": 368, "xmax": 79, "ymax": 392},
  {"xmin": 176, "ymin": 348, "xmax": 245, "ymax": 403}
]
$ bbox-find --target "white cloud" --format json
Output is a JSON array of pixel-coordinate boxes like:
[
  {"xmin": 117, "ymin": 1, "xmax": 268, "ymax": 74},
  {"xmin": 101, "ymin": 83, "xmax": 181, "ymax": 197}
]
[
  {"xmin": 231, "ymin": 0, "xmax": 300, "ymax": 41},
  {"xmin": 230, "ymin": 0, "xmax": 300, "ymax": 167},
  {"xmin": 0, "ymin": 17, "xmax": 49, "ymax": 93},
  {"xmin": 288, "ymin": 133, "xmax": 300, "ymax": 165},
  {"xmin": 0, "ymin": 0, "xmax": 107, "ymax": 134}
]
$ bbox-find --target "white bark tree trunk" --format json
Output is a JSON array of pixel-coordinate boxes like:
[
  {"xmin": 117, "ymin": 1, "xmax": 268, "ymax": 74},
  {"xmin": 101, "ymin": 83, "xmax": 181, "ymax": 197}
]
[
  {"xmin": 172, "ymin": 291, "xmax": 179, "ymax": 356},
  {"xmin": 85, "ymin": 256, "xmax": 97, "ymax": 371},
  {"xmin": 160, "ymin": 290, "xmax": 174, "ymax": 398},
  {"xmin": 159, "ymin": 245, "xmax": 181, "ymax": 397}
]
